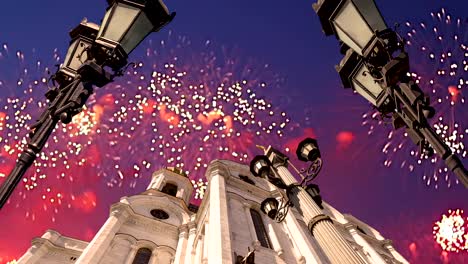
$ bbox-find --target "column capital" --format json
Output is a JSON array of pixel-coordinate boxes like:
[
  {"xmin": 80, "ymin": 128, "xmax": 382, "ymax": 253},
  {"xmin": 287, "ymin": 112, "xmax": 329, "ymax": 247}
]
[
  {"xmin": 382, "ymin": 239, "xmax": 394, "ymax": 247},
  {"xmin": 266, "ymin": 147, "xmax": 289, "ymax": 168},
  {"xmin": 253, "ymin": 240, "xmax": 261, "ymax": 248},
  {"xmin": 178, "ymin": 224, "xmax": 189, "ymax": 238},
  {"xmin": 242, "ymin": 202, "xmax": 252, "ymax": 209},
  {"xmin": 276, "ymin": 249, "xmax": 284, "ymax": 257},
  {"xmin": 130, "ymin": 244, "xmax": 139, "ymax": 250},
  {"xmin": 188, "ymin": 221, "xmax": 197, "ymax": 231},
  {"xmin": 344, "ymin": 222, "xmax": 359, "ymax": 233},
  {"xmin": 206, "ymin": 160, "xmax": 230, "ymax": 181},
  {"xmin": 110, "ymin": 203, "xmax": 131, "ymax": 218}
]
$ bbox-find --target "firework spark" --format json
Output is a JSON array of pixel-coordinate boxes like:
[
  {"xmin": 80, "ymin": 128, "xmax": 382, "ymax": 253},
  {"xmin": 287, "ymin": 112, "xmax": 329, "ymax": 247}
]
[
  {"xmin": 433, "ymin": 209, "xmax": 468, "ymax": 252},
  {"xmin": 362, "ymin": 9, "xmax": 468, "ymax": 188}
]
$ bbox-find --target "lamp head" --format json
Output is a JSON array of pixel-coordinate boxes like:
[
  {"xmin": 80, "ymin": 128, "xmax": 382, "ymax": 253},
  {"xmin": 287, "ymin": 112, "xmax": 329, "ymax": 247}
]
[
  {"xmin": 313, "ymin": 0, "xmax": 387, "ymax": 56},
  {"xmin": 95, "ymin": 0, "xmax": 175, "ymax": 69},
  {"xmin": 296, "ymin": 138, "xmax": 321, "ymax": 162},
  {"xmin": 55, "ymin": 19, "xmax": 99, "ymax": 85},
  {"xmin": 261, "ymin": 198, "xmax": 279, "ymax": 219},
  {"xmin": 250, "ymin": 155, "xmax": 272, "ymax": 178},
  {"xmin": 336, "ymin": 49, "xmax": 391, "ymax": 109}
]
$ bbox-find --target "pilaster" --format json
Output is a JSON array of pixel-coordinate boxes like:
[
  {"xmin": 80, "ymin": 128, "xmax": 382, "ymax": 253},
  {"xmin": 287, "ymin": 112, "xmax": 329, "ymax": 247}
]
[
  {"xmin": 265, "ymin": 217, "xmax": 284, "ymax": 257},
  {"xmin": 207, "ymin": 167, "xmax": 233, "ymax": 264},
  {"xmin": 76, "ymin": 204, "xmax": 130, "ymax": 264},
  {"xmin": 184, "ymin": 222, "xmax": 197, "ymax": 264},
  {"xmin": 124, "ymin": 245, "xmax": 139, "ymax": 264},
  {"xmin": 242, "ymin": 202, "xmax": 259, "ymax": 246},
  {"xmin": 202, "ymin": 221, "xmax": 209, "ymax": 264},
  {"xmin": 344, "ymin": 223, "xmax": 386, "ymax": 264},
  {"xmin": 173, "ymin": 224, "xmax": 189, "ymax": 264}
]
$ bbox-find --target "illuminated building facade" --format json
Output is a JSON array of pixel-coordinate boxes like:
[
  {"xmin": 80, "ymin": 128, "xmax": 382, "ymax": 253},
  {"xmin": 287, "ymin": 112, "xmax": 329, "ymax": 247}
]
[{"xmin": 17, "ymin": 160, "xmax": 408, "ymax": 264}]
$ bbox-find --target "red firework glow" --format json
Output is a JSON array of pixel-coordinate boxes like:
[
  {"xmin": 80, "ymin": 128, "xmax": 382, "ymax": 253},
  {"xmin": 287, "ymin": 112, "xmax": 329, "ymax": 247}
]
[{"xmin": 433, "ymin": 209, "xmax": 468, "ymax": 252}]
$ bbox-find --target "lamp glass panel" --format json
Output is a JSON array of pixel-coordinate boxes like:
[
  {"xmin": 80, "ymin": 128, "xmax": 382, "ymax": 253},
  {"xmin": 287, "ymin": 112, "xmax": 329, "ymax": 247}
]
[
  {"xmin": 303, "ymin": 144, "xmax": 313, "ymax": 157},
  {"xmin": 264, "ymin": 202, "xmax": 273, "ymax": 213},
  {"xmin": 120, "ymin": 12, "xmax": 153, "ymax": 54},
  {"xmin": 67, "ymin": 40, "xmax": 91, "ymax": 71},
  {"xmin": 99, "ymin": 3, "xmax": 140, "ymax": 43},
  {"xmin": 62, "ymin": 40, "xmax": 78, "ymax": 71},
  {"xmin": 354, "ymin": 0, "xmax": 387, "ymax": 32},
  {"xmin": 333, "ymin": 0, "xmax": 373, "ymax": 55},
  {"xmin": 352, "ymin": 63, "xmax": 382, "ymax": 105},
  {"xmin": 255, "ymin": 161, "xmax": 265, "ymax": 173}
]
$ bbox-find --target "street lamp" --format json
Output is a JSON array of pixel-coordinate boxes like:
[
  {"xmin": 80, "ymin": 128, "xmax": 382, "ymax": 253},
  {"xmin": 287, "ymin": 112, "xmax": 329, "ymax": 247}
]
[
  {"xmin": 0, "ymin": 0, "xmax": 176, "ymax": 209},
  {"xmin": 55, "ymin": 19, "xmax": 100, "ymax": 86},
  {"xmin": 250, "ymin": 141, "xmax": 366, "ymax": 264},
  {"xmin": 296, "ymin": 137, "xmax": 321, "ymax": 162},
  {"xmin": 312, "ymin": 0, "xmax": 468, "ymax": 187},
  {"xmin": 260, "ymin": 197, "xmax": 280, "ymax": 219},
  {"xmin": 95, "ymin": 0, "xmax": 175, "ymax": 69}
]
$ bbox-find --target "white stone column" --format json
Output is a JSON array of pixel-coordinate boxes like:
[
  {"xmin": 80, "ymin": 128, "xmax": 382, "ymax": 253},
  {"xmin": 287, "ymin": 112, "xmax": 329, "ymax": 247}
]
[
  {"xmin": 202, "ymin": 221, "xmax": 209, "ymax": 264},
  {"xmin": 282, "ymin": 213, "xmax": 314, "ymax": 263},
  {"xmin": 124, "ymin": 245, "xmax": 139, "ymax": 264},
  {"xmin": 173, "ymin": 225, "xmax": 188, "ymax": 264},
  {"xmin": 184, "ymin": 223, "xmax": 197, "ymax": 264},
  {"xmin": 268, "ymin": 149, "xmax": 366, "ymax": 264},
  {"xmin": 207, "ymin": 163, "xmax": 233, "ymax": 264},
  {"xmin": 76, "ymin": 207, "xmax": 129, "ymax": 264},
  {"xmin": 242, "ymin": 203, "xmax": 259, "ymax": 245},
  {"xmin": 345, "ymin": 224, "xmax": 386, "ymax": 264},
  {"xmin": 265, "ymin": 217, "xmax": 284, "ymax": 257},
  {"xmin": 194, "ymin": 235, "xmax": 203, "ymax": 264},
  {"xmin": 383, "ymin": 240, "xmax": 409, "ymax": 264},
  {"xmin": 150, "ymin": 251, "xmax": 158, "ymax": 264}
]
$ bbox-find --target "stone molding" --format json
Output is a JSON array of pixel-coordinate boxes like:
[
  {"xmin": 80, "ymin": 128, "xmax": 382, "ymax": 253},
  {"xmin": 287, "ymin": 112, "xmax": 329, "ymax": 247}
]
[
  {"xmin": 205, "ymin": 160, "xmax": 230, "ymax": 181},
  {"xmin": 124, "ymin": 217, "xmax": 179, "ymax": 238}
]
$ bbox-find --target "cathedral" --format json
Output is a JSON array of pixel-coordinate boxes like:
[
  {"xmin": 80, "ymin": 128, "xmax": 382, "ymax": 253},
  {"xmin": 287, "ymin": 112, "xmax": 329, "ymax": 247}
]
[{"xmin": 16, "ymin": 159, "xmax": 408, "ymax": 264}]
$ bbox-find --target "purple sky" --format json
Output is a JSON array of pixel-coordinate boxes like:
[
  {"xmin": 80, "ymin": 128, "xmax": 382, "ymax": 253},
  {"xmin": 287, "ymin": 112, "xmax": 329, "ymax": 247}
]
[{"xmin": 0, "ymin": 0, "xmax": 467, "ymax": 263}]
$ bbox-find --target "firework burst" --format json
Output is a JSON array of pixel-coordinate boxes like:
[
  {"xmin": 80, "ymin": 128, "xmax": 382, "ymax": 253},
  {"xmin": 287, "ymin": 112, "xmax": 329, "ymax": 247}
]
[
  {"xmin": 433, "ymin": 209, "xmax": 468, "ymax": 252},
  {"xmin": 0, "ymin": 31, "xmax": 296, "ymax": 220},
  {"xmin": 87, "ymin": 31, "xmax": 294, "ymax": 188},
  {"xmin": 362, "ymin": 9, "xmax": 468, "ymax": 189}
]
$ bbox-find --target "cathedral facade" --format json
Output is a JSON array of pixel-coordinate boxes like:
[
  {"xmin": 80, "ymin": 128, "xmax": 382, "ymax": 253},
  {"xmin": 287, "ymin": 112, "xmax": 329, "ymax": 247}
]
[{"xmin": 17, "ymin": 159, "xmax": 408, "ymax": 264}]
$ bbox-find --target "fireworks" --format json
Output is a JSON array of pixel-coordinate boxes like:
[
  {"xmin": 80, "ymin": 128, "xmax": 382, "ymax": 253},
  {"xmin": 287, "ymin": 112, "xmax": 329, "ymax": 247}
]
[
  {"xmin": 191, "ymin": 179, "xmax": 208, "ymax": 200},
  {"xmin": 433, "ymin": 209, "xmax": 468, "ymax": 252},
  {"xmin": 0, "ymin": 31, "xmax": 295, "ymax": 220},
  {"xmin": 88, "ymin": 32, "xmax": 294, "ymax": 187},
  {"xmin": 362, "ymin": 9, "xmax": 468, "ymax": 188}
]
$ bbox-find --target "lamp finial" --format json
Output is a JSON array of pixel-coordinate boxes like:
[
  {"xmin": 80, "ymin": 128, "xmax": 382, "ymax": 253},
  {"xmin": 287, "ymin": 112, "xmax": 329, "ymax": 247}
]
[{"xmin": 256, "ymin": 145, "xmax": 266, "ymax": 153}]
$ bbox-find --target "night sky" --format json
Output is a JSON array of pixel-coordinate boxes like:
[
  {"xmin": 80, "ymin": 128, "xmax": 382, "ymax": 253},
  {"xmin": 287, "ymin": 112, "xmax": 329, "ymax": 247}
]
[{"xmin": 0, "ymin": 0, "xmax": 467, "ymax": 263}]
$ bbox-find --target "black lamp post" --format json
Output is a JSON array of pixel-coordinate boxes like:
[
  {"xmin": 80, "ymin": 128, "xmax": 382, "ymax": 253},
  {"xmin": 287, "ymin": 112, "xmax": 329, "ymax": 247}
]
[
  {"xmin": 250, "ymin": 140, "xmax": 324, "ymax": 223},
  {"xmin": 250, "ymin": 141, "xmax": 366, "ymax": 263},
  {"xmin": 0, "ymin": 0, "xmax": 176, "ymax": 209},
  {"xmin": 312, "ymin": 0, "xmax": 468, "ymax": 188}
]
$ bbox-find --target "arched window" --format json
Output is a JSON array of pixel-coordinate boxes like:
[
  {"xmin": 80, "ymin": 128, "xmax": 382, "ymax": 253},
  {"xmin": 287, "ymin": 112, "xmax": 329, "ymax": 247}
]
[
  {"xmin": 250, "ymin": 209, "xmax": 272, "ymax": 248},
  {"xmin": 161, "ymin": 183, "xmax": 178, "ymax": 197},
  {"xmin": 132, "ymin": 248, "xmax": 152, "ymax": 264}
]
